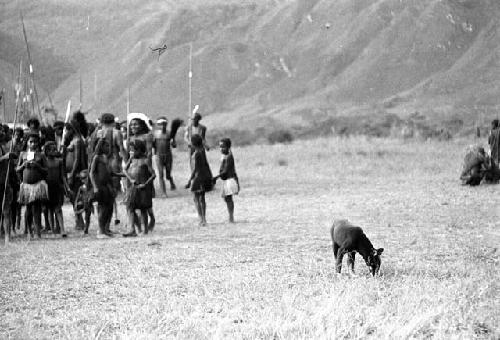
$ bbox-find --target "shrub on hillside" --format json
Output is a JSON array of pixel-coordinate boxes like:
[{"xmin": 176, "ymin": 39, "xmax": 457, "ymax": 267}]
[{"xmin": 267, "ymin": 129, "xmax": 294, "ymax": 144}]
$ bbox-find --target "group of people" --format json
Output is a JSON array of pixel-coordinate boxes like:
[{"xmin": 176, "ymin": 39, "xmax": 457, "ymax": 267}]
[
  {"xmin": 0, "ymin": 110, "xmax": 239, "ymax": 240},
  {"xmin": 460, "ymin": 119, "xmax": 500, "ymax": 186}
]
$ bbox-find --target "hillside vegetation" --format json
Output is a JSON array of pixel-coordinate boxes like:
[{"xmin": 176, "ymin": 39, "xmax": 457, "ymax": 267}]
[{"xmin": 1, "ymin": 0, "xmax": 499, "ymax": 136}]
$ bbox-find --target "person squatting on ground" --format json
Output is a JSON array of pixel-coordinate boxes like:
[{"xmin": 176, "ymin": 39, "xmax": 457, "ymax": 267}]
[
  {"xmin": 153, "ymin": 116, "xmax": 179, "ymax": 196},
  {"xmin": 460, "ymin": 145, "xmax": 500, "ymax": 185},
  {"xmin": 89, "ymin": 138, "xmax": 121, "ymax": 238},
  {"xmin": 44, "ymin": 141, "xmax": 70, "ymax": 238},
  {"xmin": 16, "ymin": 133, "xmax": 48, "ymax": 238},
  {"xmin": 213, "ymin": 138, "xmax": 240, "ymax": 223},
  {"xmin": 185, "ymin": 134, "xmax": 213, "ymax": 226},
  {"xmin": 123, "ymin": 140, "xmax": 156, "ymax": 237}
]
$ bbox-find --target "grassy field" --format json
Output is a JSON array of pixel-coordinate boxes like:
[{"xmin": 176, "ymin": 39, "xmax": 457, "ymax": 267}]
[{"xmin": 0, "ymin": 136, "xmax": 498, "ymax": 339}]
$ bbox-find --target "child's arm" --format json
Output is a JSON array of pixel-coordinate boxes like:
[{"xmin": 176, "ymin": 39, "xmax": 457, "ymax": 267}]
[
  {"xmin": 115, "ymin": 131, "xmax": 128, "ymax": 162},
  {"xmin": 137, "ymin": 162, "xmax": 156, "ymax": 188},
  {"xmin": 185, "ymin": 152, "xmax": 199, "ymax": 188},
  {"xmin": 89, "ymin": 155, "xmax": 99, "ymax": 193},
  {"xmin": 35, "ymin": 154, "xmax": 49, "ymax": 177},
  {"xmin": 146, "ymin": 135, "xmax": 154, "ymax": 164},
  {"xmin": 123, "ymin": 160, "xmax": 135, "ymax": 184},
  {"xmin": 59, "ymin": 160, "xmax": 72, "ymax": 196},
  {"xmin": 15, "ymin": 153, "xmax": 26, "ymax": 173},
  {"xmin": 69, "ymin": 140, "xmax": 82, "ymax": 182}
]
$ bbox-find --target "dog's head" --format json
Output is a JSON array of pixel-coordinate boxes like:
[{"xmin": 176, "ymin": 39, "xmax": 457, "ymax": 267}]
[{"xmin": 366, "ymin": 248, "xmax": 384, "ymax": 276}]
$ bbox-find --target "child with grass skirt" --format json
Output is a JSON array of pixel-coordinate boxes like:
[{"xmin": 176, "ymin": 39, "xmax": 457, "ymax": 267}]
[
  {"xmin": 185, "ymin": 134, "xmax": 213, "ymax": 226},
  {"xmin": 213, "ymin": 138, "xmax": 239, "ymax": 223},
  {"xmin": 16, "ymin": 133, "xmax": 48, "ymax": 238}
]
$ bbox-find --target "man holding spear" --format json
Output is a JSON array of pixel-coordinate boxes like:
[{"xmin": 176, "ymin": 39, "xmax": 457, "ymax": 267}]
[{"xmin": 1, "ymin": 76, "xmax": 22, "ymax": 242}]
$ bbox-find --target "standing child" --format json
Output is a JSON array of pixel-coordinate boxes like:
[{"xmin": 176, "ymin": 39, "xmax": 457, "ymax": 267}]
[
  {"xmin": 74, "ymin": 170, "xmax": 94, "ymax": 234},
  {"xmin": 44, "ymin": 141, "xmax": 70, "ymax": 237},
  {"xmin": 153, "ymin": 117, "xmax": 181, "ymax": 196},
  {"xmin": 185, "ymin": 134, "xmax": 213, "ymax": 226},
  {"xmin": 10, "ymin": 127, "xmax": 23, "ymax": 231},
  {"xmin": 123, "ymin": 140, "xmax": 156, "ymax": 237},
  {"xmin": 213, "ymin": 138, "xmax": 239, "ymax": 223},
  {"xmin": 89, "ymin": 138, "xmax": 117, "ymax": 238},
  {"xmin": 16, "ymin": 133, "xmax": 48, "ymax": 238}
]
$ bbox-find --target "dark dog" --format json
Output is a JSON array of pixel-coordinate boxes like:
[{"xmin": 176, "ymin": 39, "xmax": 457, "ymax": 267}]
[{"xmin": 330, "ymin": 219, "xmax": 384, "ymax": 276}]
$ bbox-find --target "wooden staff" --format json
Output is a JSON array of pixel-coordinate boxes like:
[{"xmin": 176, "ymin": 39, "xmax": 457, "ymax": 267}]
[{"xmin": 20, "ymin": 12, "xmax": 43, "ymax": 124}]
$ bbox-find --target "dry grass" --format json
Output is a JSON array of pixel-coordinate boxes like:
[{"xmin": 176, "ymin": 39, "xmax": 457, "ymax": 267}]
[{"xmin": 1, "ymin": 136, "xmax": 499, "ymax": 339}]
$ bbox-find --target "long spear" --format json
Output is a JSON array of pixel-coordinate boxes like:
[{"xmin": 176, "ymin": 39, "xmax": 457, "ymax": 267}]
[
  {"xmin": 60, "ymin": 100, "xmax": 71, "ymax": 152},
  {"xmin": 126, "ymin": 87, "xmax": 130, "ymax": 150},
  {"xmin": 79, "ymin": 72, "xmax": 83, "ymax": 110},
  {"xmin": 20, "ymin": 12, "xmax": 43, "ymax": 124},
  {"xmin": 187, "ymin": 42, "xmax": 193, "ymax": 143},
  {"xmin": 1, "ymin": 60, "xmax": 23, "ymax": 243},
  {"xmin": 1, "ymin": 88, "xmax": 5, "ymax": 122},
  {"xmin": 94, "ymin": 71, "xmax": 97, "ymax": 112}
]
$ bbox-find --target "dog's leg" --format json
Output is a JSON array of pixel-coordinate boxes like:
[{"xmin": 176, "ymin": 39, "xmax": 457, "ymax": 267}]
[
  {"xmin": 336, "ymin": 248, "xmax": 346, "ymax": 273},
  {"xmin": 333, "ymin": 243, "xmax": 339, "ymax": 258},
  {"xmin": 347, "ymin": 251, "xmax": 356, "ymax": 274}
]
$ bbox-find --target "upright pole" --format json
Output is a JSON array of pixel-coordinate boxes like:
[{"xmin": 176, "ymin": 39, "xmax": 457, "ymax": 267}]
[
  {"xmin": 20, "ymin": 12, "xmax": 43, "ymax": 124},
  {"xmin": 79, "ymin": 72, "xmax": 83, "ymax": 110},
  {"xmin": 24, "ymin": 63, "xmax": 30, "ymax": 119},
  {"xmin": 126, "ymin": 87, "xmax": 130, "ymax": 151},
  {"xmin": 188, "ymin": 42, "xmax": 193, "ymax": 142},
  {"xmin": 1, "ymin": 88, "xmax": 5, "ymax": 123},
  {"xmin": 46, "ymin": 90, "xmax": 54, "ymax": 109},
  {"xmin": 94, "ymin": 71, "xmax": 97, "ymax": 112},
  {"xmin": 28, "ymin": 77, "xmax": 36, "ymax": 119}
]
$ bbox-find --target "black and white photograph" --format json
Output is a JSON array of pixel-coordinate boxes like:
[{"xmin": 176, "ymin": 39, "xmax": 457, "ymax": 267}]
[{"xmin": 0, "ymin": 0, "xmax": 499, "ymax": 338}]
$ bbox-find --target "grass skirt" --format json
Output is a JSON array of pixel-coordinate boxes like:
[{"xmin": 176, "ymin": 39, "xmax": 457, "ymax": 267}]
[
  {"xmin": 18, "ymin": 180, "xmax": 49, "ymax": 205},
  {"xmin": 221, "ymin": 178, "xmax": 239, "ymax": 197}
]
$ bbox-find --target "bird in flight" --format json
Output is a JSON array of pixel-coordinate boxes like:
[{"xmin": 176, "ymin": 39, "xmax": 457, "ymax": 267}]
[{"xmin": 150, "ymin": 44, "xmax": 168, "ymax": 61}]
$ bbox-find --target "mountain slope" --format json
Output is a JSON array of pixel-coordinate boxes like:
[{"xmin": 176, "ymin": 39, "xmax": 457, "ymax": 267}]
[{"xmin": 1, "ymin": 0, "xmax": 499, "ymax": 133}]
